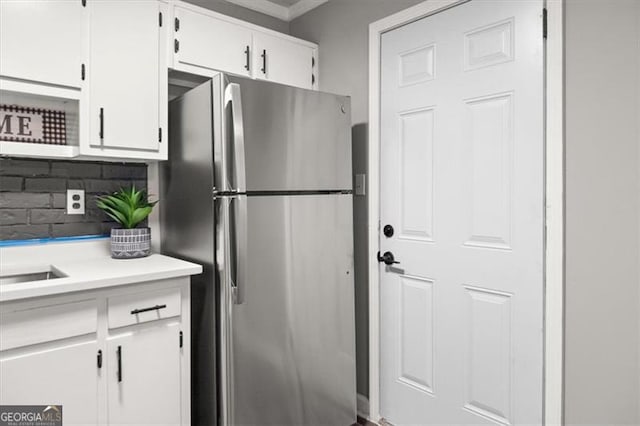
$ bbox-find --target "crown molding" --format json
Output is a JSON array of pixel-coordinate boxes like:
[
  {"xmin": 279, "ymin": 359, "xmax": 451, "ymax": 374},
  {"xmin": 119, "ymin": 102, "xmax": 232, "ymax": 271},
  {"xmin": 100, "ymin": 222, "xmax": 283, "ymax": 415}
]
[
  {"xmin": 224, "ymin": 0, "xmax": 327, "ymax": 21},
  {"xmin": 224, "ymin": 0, "xmax": 289, "ymax": 20},
  {"xmin": 288, "ymin": 0, "xmax": 328, "ymax": 20}
]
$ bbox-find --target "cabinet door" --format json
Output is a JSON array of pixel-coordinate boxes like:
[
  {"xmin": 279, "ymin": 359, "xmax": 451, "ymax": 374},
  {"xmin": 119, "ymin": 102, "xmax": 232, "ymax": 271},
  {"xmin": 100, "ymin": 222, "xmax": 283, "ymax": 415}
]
[
  {"xmin": 107, "ymin": 322, "xmax": 182, "ymax": 425},
  {"xmin": 0, "ymin": 0, "xmax": 83, "ymax": 88},
  {"xmin": 0, "ymin": 340, "xmax": 99, "ymax": 425},
  {"xmin": 88, "ymin": 0, "xmax": 160, "ymax": 152},
  {"xmin": 253, "ymin": 32, "xmax": 314, "ymax": 90},
  {"xmin": 174, "ymin": 6, "xmax": 252, "ymax": 78}
]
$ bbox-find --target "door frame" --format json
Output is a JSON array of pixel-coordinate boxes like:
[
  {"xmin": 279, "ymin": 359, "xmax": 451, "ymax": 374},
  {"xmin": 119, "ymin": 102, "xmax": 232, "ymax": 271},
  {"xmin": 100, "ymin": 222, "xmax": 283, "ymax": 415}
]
[{"xmin": 367, "ymin": 0, "xmax": 565, "ymax": 424}]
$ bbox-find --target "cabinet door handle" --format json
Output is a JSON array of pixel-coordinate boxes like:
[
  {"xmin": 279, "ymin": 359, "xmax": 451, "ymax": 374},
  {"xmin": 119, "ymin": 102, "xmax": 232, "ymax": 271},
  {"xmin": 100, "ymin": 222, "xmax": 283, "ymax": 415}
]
[
  {"xmin": 117, "ymin": 345, "xmax": 122, "ymax": 382},
  {"xmin": 99, "ymin": 108, "xmax": 104, "ymax": 139},
  {"xmin": 130, "ymin": 304, "xmax": 167, "ymax": 315},
  {"xmin": 244, "ymin": 46, "xmax": 250, "ymax": 71},
  {"xmin": 261, "ymin": 49, "xmax": 267, "ymax": 74}
]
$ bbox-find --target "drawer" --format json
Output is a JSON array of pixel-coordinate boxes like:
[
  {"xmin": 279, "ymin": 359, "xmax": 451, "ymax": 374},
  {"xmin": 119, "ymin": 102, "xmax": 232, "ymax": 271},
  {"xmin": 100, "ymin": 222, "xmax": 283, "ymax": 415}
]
[
  {"xmin": 0, "ymin": 300, "xmax": 97, "ymax": 351},
  {"xmin": 108, "ymin": 288, "xmax": 181, "ymax": 329}
]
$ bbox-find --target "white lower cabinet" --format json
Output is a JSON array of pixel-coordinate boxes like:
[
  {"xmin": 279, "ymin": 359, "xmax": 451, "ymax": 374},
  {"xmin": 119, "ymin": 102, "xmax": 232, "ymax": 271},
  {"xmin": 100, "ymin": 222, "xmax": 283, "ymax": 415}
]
[
  {"xmin": 0, "ymin": 341, "xmax": 100, "ymax": 425},
  {"xmin": 107, "ymin": 322, "xmax": 182, "ymax": 425},
  {"xmin": 0, "ymin": 278, "xmax": 190, "ymax": 426}
]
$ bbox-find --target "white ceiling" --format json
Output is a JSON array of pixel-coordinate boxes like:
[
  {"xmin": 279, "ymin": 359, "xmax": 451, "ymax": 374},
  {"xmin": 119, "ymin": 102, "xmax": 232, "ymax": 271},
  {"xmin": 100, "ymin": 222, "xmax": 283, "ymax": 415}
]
[{"xmin": 224, "ymin": 0, "xmax": 328, "ymax": 21}]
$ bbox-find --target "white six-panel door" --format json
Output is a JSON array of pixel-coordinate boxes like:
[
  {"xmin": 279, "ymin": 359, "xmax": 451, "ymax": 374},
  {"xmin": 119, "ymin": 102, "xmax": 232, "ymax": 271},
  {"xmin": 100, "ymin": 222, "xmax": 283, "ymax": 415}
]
[{"xmin": 379, "ymin": 0, "xmax": 544, "ymax": 424}]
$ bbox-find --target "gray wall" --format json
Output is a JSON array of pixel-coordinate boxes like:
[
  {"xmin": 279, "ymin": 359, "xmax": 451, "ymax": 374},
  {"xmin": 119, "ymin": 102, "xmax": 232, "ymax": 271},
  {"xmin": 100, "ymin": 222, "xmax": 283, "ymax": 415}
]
[
  {"xmin": 290, "ymin": 0, "xmax": 427, "ymax": 399},
  {"xmin": 183, "ymin": 0, "xmax": 289, "ymax": 33},
  {"xmin": 0, "ymin": 158, "xmax": 147, "ymax": 240},
  {"xmin": 565, "ymin": 0, "xmax": 640, "ymax": 424}
]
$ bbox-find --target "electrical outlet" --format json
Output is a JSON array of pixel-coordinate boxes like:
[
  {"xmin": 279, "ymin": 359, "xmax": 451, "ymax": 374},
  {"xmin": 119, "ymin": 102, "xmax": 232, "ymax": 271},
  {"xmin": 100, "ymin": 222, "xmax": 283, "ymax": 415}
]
[{"xmin": 67, "ymin": 189, "xmax": 85, "ymax": 215}]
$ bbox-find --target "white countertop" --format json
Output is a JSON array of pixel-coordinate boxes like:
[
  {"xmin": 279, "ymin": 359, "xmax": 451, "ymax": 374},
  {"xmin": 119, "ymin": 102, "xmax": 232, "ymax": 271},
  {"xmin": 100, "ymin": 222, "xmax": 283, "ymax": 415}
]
[{"xmin": 0, "ymin": 240, "xmax": 203, "ymax": 302}]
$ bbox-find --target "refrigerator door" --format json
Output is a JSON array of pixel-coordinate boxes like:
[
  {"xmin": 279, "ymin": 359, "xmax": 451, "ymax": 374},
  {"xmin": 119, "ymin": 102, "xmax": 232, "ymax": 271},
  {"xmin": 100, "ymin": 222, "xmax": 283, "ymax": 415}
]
[
  {"xmin": 160, "ymin": 77, "xmax": 224, "ymax": 426},
  {"xmin": 225, "ymin": 75, "xmax": 352, "ymax": 192},
  {"xmin": 220, "ymin": 193, "xmax": 357, "ymax": 426}
]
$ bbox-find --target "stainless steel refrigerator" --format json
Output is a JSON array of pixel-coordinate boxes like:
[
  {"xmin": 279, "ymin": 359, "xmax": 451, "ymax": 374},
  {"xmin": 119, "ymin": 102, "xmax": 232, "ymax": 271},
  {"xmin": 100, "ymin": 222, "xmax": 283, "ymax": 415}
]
[{"xmin": 160, "ymin": 73, "xmax": 356, "ymax": 426}]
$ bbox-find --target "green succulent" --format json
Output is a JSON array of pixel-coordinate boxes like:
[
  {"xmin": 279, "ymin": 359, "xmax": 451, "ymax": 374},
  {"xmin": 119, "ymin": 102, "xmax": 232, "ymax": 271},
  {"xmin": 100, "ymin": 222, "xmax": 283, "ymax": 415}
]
[{"xmin": 96, "ymin": 185, "xmax": 158, "ymax": 229}]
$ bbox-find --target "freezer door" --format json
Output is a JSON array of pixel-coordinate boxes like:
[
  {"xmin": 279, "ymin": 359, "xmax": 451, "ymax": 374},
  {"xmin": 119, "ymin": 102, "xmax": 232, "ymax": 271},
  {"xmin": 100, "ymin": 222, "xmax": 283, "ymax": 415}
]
[
  {"xmin": 225, "ymin": 76, "xmax": 352, "ymax": 192},
  {"xmin": 220, "ymin": 194, "xmax": 356, "ymax": 426}
]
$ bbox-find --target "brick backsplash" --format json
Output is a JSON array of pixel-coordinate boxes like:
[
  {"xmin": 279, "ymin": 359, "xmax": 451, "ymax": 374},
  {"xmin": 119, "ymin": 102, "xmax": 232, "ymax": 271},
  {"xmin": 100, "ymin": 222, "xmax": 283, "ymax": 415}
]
[{"xmin": 0, "ymin": 158, "xmax": 147, "ymax": 241}]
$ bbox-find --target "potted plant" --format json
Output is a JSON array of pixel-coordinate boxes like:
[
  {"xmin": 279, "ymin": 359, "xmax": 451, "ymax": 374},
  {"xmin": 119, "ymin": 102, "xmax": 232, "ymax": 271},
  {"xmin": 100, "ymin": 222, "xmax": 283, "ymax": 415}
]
[{"xmin": 96, "ymin": 185, "xmax": 157, "ymax": 259}]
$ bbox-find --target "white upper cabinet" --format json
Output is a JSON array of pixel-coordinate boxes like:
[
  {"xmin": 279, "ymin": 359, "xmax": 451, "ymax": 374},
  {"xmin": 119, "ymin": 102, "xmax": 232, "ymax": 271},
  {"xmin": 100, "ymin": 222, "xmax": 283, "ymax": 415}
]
[
  {"xmin": 84, "ymin": 0, "xmax": 167, "ymax": 159},
  {"xmin": 169, "ymin": 1, "xmax": 318, "ymax": 90},
  {"xmin": 0, "ymin": 0, "xmax": 318, "ymax": 162},
  {"xmin": 0, "ymin": 0, "xmax": 83, "ymax": 88},
  {"xmin": 174, "ymin": 6, "xmax": 252, "ymax": 78},
  {"xmin": 253, "ymin": 32, "xmax": 315, "ymax": 90}
]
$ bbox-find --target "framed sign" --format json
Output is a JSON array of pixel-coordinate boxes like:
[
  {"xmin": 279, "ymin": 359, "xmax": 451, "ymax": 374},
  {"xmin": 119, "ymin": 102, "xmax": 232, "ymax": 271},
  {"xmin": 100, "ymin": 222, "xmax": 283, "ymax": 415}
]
[{"xmin": 0, "ymin": 104, "xmax": 67, "ymax": 145}]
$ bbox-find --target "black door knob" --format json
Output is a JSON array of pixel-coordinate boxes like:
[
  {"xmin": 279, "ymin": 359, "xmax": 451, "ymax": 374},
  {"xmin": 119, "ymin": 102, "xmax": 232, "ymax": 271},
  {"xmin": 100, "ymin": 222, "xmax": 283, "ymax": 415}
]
[
  {"xmin": 383, "ymin": 224, "xmax": 394, "ymax": 238},
  {"xmin": 377, "ymin": 251, "xmax": 400, "ymax": 266}
]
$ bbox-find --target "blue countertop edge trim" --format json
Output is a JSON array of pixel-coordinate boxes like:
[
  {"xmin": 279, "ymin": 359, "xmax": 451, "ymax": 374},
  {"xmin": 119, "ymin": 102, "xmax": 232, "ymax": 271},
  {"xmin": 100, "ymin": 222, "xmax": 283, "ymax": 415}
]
[{"xmin": 0, "ymin": 234, "xmax": 110, "ymax": 247}]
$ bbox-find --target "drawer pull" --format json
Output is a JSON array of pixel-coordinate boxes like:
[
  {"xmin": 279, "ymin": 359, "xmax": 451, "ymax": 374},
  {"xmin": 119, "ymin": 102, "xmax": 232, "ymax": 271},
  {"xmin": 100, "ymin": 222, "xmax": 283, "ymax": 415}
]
[
  {"xmin": 99, "ymin": 107, "xmax": 104, "ymax": 139},
  {"xmin": 244, "ymin": 45, "xmax": 250, "ymax": 71},
  {"xmin": 117, "ymin": 345, "xmax": 122, "ymax": 382},
  {"xmin": 130, "ymin": 304, "xmax": 167, "ymax": 315}
]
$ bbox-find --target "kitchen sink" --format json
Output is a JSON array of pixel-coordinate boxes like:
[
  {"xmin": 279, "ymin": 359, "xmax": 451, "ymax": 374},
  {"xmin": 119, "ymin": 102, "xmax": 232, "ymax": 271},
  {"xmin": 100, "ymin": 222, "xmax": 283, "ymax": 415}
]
[{"xmin": 0, "ymin": 267, "xmax": 67, "ymax": 286}]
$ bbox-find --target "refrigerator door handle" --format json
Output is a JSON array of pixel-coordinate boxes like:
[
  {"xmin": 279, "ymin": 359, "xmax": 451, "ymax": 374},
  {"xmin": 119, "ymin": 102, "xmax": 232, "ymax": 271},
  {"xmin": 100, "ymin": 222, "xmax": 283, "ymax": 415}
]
[
  {"xmin": 224, "ymin": 82, "xmax": 247, "ymax": 193},
  {"xmin": 229, "ymin": 194, "xmax": 248, "ymax": 304}
]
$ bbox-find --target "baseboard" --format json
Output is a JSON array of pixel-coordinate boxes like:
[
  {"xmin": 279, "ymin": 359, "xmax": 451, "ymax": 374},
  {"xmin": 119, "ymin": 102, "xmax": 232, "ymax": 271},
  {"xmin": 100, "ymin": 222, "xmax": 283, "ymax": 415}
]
[{"xmin": 357, "ymin": 393, "xmax": 370, "ymax": 419}]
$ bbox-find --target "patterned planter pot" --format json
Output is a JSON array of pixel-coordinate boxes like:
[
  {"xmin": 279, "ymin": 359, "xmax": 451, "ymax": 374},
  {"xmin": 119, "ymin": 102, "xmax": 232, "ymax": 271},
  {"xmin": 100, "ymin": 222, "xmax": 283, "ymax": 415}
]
[{"xmin": 110, "ymin": 227, "xmax": 151, "ymax": 259}]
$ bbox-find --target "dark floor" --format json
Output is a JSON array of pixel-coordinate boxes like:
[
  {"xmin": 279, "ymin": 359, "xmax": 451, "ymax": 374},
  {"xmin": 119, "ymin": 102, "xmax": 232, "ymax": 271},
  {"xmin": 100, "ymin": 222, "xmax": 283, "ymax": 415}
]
[{"xmin": 356, "ymin": 416, "xmax": 377, "ymax": 426}]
